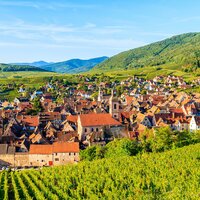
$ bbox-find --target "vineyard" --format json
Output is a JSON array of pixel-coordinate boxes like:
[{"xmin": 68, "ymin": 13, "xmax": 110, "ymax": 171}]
[{"xmin": 0, "ymin": 143, "xmax": 200, "ymax": 200}]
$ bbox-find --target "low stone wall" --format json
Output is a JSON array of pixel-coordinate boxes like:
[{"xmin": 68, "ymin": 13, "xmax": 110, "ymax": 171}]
[
  {"xmin": 14, "ymin": 153, "xmax": 29, "ymax": 167},
  {"xmin": 0, "ymin": 153, "xmax": 79, "ymax": 167},
  {"xmin": 0, "ymin": 153, "xmax": 29, "ymax": 167},
  {"xmin": 0, "ymin": 154, "xmax": 14, "ymax": 166}
]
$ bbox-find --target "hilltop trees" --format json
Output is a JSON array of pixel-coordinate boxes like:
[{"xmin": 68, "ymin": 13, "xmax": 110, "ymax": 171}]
[{"xmin": 81, "ymin": 127, "xmax": 200, "ymax": 161}]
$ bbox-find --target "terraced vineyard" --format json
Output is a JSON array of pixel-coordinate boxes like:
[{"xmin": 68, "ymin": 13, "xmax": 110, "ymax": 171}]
[{"xmin": 0, "ymin": 143, "xmax": 200, "ymax": 199}]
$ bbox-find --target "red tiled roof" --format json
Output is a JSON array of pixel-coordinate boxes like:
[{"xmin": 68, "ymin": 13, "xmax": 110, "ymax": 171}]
[
  {"xmin": 121, "ymin": 111, "xmax": 136, "ymax": 119},
  {"xmin": 29, "ymin": 145, "xmax": 53, "ymax": 154},
  {"xmin": 80, "ymin": 113, "xmax": 121, "ymax": 127},
  {"xmin": 67, "ymin": 115, "xmax": 78, "ymax": 124},
  {"xmin": 29, "ymin": 142, "xmax": 79, "ymax": 154},
  {"xmin": 53, "ymin": 142, "xmax": 79, "ymax": 153},
  {"xmin": 21, "ymin": 116, "xmax": 39, "ymax": 127}
]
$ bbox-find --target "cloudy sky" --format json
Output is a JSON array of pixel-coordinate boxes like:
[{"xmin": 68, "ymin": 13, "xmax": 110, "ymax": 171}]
[{"xmin": 0, "ymin": 0, "xmax": 200, "ymax": 62}]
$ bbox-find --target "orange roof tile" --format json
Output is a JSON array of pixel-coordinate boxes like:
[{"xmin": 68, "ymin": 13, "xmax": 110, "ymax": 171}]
[
  {"xmin": 22, "ymin": 116, "xmax": 39, "ymax": 127},
  {"xmin": 29, "ymin": 142, "xmax": 79, "ymax": 154},
  {"xmin": 80, "ymin": 113, "xmax": 121, "ymax": 127},
  {"xmin": 29, "ymin": 144, "xmax": 53, "ymax": 154},
  {"xmin": 53, "ymin": 142, "xmax": 79, "ymax": 153},
  {"xmin": 67, "ymin": 115, "xmax": 78, "ymax": 123}
]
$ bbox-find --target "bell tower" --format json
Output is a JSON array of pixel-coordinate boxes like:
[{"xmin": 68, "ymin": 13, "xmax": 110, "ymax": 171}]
[
  {"xmin": 109, "ymin": 89, "xmax": 119, "ymax": 120},
  {"xmin": 98, "ymin": 87, "xmax": 103, "ymax": 102}
]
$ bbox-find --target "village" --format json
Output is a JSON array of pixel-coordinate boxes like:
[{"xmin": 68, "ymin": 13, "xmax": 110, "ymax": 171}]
[{"xmin": 0, "ymin": 74, "xmax": 200, "ymax": 168}]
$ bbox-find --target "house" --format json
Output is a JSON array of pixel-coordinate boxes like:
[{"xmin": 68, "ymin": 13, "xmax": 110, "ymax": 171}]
[
  {"xmin": 189, "ymin": 116, "xmax": 200, "ymax": 132},
  {"xmin": 175, "ymin": 118, "xmax": 190, "ymax": 131},
  {"xmin": 14, "ymin": 97, "xmax": 29, "ymax": 105},
  {"xmin": 30, "ymin": 90, "xmax": 43, "ymax": 100},
  {"xmin": 77, "ymin": 113, "xmax": 123, "ymax": 141},
  {"xmin": 135, "ymin": 113, "xmax": 152, "ymax": 127},
  {"xmin": 29, "ymin": 142, "xmax": 79, "ymax": 166},
  {"xmin": 18, "ymin": 115, "xmax": 40, "ymax": 131}
]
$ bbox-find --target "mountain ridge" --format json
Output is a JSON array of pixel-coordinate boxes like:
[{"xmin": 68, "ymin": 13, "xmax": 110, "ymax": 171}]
[
  {"xmin": 7, "ymin": 56, "xmax": 108, "ymax": 74},
  {"xmin": 10, "ymin": 61, "xmax": 53, "ymax": 68},
  {"xmin": 42, "ymin": 56, "xmax": 108, "ymax": 73}
]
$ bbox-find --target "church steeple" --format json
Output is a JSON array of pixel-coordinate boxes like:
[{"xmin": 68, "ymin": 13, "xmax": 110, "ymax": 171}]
[
  {"xmin": 98, "ymin": 87, "xmax": 103, "ymax": 102},
  {"xmin": 109, "ymin": 89, "xmax": 119, "ymax": 120}
]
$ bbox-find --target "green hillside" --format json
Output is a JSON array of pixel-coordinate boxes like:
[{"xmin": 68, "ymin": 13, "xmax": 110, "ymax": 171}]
[
  {"xmin": 0, "ymin": 63, "xmax": 47, "ymax": 72},
  {"xmin": 1, "ymin": 143, "xmax": 200, "ymax": 199},
  {"xmin": 93, "ymin": 32, "xmax": 200, "ymax": 72}
]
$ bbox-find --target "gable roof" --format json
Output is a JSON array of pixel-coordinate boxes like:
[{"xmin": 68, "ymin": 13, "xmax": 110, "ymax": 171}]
[
  {"xmin": 79, "ymin": 113, "xmax": 121, "ymax": 127},
  {"xmin": 29, "ymin": 142, "xmax": 79, "ymax": 154},
  {"xmin": 67, "ymin": 115, "xmax": 78, "ymax": 124},
  {"xmin": 53, "ymin": 142, "xmax": 79, "ymax": 153},
  {"xmin": 29, "ymin": 144, "xmax": 53, "ymax": 154},
  {"xmin": 20, "ymin": 115, "xmax": 39, "ymax": 127}
]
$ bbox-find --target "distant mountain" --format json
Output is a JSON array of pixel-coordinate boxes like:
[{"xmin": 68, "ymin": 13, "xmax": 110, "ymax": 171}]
[
  {"xmin": 0, "ymin": 63, "xmax": 47, "ymax": 72},
  {"xmin": 10, "ymin": 61, "xmax": 53, "ymax": 68},
  {"xmin": 41, "ymin": 56, "xmax": 108, "ymax": 73},
  {"xmin": 93, "ymin": 32, "xmax": 200, "ymax": 72}
]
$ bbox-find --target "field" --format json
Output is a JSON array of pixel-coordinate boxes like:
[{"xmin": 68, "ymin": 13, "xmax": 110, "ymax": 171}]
[
  {"xmin": 0, "ymin": 71, "xmax": 56, "ymax": 83},
  {"xmin": 0, "ymin": 143, "xmax": 200, "ymax": 200},
  {"xmin": 88, "ymin": 64, "xmax": 200, "ymax": 81}
]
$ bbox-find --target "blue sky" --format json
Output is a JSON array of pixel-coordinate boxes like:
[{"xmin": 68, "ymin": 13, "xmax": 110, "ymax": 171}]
[{"xmin": 1, "ymin": 0, "xmax": 200, "ymax": 62}]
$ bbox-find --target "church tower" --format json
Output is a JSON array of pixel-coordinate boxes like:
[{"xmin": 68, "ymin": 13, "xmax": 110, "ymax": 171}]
[
  {"xmin": 98, "ymin": 87, "xmax": 103, "ymax": 102},
  {"xmin": 109, "ymin": 89, "xmax": 120, "ymax": 120}
]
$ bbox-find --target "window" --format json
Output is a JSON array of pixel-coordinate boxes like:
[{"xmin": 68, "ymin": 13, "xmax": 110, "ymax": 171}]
[
  {"xmin": 69, "ymin": 152, "xmax": 71, "ymax": 156},
  {"xmin": 96, "ymin": 128, "xmax": 99, "ymax": 132},
  {"xmin": 114, "ymin": 104, "xmax": 117, "ymax": 109},
  {"xmin": 91, "ymin": 128, "xmax": 94, "ymax": 132},
  {"xmin": 85, "ymin": 128, "xmax": 87, "ymax": 133},
  {"xmin": 55, "ymin": 158, "xmax": 59, "ymax": 161},
  {"xmin": 55, "ymin": 153, "xmax": 58, "ymax": 156}
]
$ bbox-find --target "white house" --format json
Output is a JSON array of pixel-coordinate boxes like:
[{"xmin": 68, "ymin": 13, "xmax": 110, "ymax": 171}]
[{"xmin": 189, "ymin": 116, "xmax": 200, "ymax": 132}]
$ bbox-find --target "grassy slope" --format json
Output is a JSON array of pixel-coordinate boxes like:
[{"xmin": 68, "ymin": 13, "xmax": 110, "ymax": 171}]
[
  {"xmin": 92, "ymin": 32, "xmax": 200, "ymax": 79},
  {"xmin": 1, "ymin": 143, "xmax": 200, "ymax": 199}
]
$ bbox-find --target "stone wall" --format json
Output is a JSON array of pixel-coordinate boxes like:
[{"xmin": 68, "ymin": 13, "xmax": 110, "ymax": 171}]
[
  {"xmin": 0, "ymin": 153, "xmax": 29, "ymax": 167},
  {"xmin": 0, "ymin": 153, "xmax": 79, "ymax": 167}
]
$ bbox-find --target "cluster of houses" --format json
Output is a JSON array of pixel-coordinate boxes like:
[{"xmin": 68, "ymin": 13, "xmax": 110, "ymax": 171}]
[{"xmin": 0, "ymin": 75, "xmax": 200, "ymax": 167}]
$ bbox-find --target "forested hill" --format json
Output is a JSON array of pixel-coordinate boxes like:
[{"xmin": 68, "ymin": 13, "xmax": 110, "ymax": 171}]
[
  {"xmin": 93, "ymin": 32, "xmax": 200, "ymax": 71},
  {"xmin": 0, "ymin": 63, "xmax": 47, "ymax": 72},
  {"xmin": 42, "ymin": 56, "xmax": 108, "ymax": 73}
]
